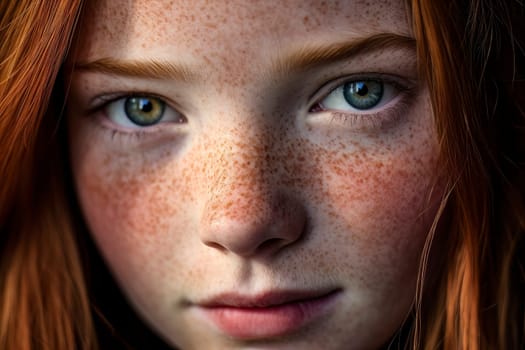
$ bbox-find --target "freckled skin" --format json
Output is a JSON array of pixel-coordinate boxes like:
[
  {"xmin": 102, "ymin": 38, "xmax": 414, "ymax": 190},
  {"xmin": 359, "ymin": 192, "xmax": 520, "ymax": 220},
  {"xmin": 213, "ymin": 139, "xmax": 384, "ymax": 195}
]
[{"xmin": 68, "ymin": 1, "xmax": 442, "ymax": 349}]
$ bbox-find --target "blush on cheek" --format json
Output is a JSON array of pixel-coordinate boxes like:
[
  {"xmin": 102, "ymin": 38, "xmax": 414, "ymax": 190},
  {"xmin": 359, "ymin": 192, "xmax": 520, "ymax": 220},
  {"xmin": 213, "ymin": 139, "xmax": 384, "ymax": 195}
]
[
  {"xmin": 72, "ymin": 148, "xmax": 196, "ymax": 284},
  {"xmin": 295, "ymin": 123, "xmax": 440, "ymax": 287}
]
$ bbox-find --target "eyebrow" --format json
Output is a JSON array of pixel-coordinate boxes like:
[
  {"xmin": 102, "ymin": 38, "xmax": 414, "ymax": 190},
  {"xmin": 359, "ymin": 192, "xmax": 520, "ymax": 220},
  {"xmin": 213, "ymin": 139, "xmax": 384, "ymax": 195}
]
[
  {"xmin": 73, "ymin": 58, "xmax": 198, "ymax": 82},
  {"xmin": 73, "ymin": 33, "xmax": 415, "ymax": 82},
  {"xmin": 271, "ymin": 33, "xmax": 416, "ymax": 76}
]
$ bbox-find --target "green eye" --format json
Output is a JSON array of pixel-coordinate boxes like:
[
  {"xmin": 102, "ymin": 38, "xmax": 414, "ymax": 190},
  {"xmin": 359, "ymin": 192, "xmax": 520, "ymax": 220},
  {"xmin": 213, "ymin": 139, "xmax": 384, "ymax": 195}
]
[
  {"xmin": 343, "ymin": 81, "xmax": 383, "ymax": 110},
  {"xmin": 124, "ymin": 96, "xmax": 165, "ymax": 126}
]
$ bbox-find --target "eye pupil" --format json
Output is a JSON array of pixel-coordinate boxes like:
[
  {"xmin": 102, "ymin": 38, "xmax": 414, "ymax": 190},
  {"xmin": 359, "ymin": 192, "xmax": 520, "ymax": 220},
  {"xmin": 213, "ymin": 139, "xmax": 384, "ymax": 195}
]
[
  {"xmin": 125, "ymin": 96, "xmax": 165, "ymax": 126},
  {"xmin": 353, "ymin": 82, "xmax": 369, "ymax": 96},
  {"xmin": 343, "ymin": 80, "xmax": 383, "ymax": 110},
  {"xmin": 139, "ymin": 100, "xmax": 153, "ymax": 112}
]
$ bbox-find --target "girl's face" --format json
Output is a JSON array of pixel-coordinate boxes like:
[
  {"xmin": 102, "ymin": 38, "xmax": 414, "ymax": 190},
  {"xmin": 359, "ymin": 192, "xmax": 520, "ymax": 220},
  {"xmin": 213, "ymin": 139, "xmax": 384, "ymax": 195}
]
[{"xmin": 67, "ymin": 0, "xmax": 441, "ymax": 349}]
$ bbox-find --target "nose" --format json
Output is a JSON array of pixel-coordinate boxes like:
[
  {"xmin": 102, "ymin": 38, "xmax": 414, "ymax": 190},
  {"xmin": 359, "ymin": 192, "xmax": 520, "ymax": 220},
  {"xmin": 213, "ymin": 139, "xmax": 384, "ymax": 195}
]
[{"xmin": 199, "ymin": 128, "xmax": 306, "ymax": 258}]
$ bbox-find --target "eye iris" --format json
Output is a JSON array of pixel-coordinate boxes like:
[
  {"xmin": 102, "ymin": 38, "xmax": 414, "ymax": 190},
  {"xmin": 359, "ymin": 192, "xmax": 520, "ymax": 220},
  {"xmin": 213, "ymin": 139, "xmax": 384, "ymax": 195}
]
[
  {"xmin": 343, "ymin": 81, "xmax": 383, "ymax": 110},
  {"xmin": 124, "ymin": 97, "xmax": 165, "ymax": 126}
]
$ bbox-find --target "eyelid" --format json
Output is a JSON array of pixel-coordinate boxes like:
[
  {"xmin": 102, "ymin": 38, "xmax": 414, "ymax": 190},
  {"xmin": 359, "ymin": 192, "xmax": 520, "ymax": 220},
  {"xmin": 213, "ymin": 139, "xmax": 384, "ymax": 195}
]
[
  {"xmin": 306, "ymin": 74, "xmax": 418, "ymax": 131},
  {"xmin": 87, "ymin": 91, "xmax": 174, "ymax": 113},
  {"xmin": 84, "ymin": 92, "xmax": 187, "ymax": 137},
  {"xmin": 308, "ymin": 73, "xmax": 415, "ymax": 109}
]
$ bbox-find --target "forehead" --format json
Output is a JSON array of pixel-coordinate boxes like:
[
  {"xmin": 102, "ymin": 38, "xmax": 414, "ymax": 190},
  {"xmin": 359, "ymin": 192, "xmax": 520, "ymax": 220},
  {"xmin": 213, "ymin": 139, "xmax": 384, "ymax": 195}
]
[{"xmin": 77, "ymin": 0, "xmax": 411, "ymax": 61}]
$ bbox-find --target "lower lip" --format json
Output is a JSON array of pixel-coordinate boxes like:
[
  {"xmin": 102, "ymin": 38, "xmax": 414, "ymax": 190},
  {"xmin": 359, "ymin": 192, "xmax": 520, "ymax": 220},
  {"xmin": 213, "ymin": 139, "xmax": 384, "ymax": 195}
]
[{"xmin": 197, "ymin": 291, "xmax": 341, "ymax": 339}]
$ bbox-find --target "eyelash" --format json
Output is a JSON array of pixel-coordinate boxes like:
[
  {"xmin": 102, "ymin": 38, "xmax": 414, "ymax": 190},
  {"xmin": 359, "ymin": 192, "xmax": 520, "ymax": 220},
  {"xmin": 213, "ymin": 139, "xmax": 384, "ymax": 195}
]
[
  {"xmin": 86, "ymin": 75, "xmax": 415, "ymax": 141},
  {"xmin": 308, "ymin": 75, "xmax": 415, "ymax": 129},
  {"xmin": 328, "ymin": 100, "xmax": 409, "ymax": 130},
  {"xmin": 87, "ymin": 92, "xmax": 181, "ymax": 140}
]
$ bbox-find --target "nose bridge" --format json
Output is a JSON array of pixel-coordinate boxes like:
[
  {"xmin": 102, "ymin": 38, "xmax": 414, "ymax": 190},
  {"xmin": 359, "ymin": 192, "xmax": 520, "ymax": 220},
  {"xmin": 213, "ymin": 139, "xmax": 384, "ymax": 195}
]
[{"xmin": 203, "ymin": 121, "xmax": 275, "ymax": 224}]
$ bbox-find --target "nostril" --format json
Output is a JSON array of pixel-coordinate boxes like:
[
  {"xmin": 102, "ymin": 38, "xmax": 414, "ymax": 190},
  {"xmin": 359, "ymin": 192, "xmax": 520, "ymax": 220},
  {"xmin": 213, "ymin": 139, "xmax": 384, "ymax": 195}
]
[
  {"xmin": 256, "ymin": 237, "xmax": 288, "ymax": 254},
  {"xmin": 203, "ymin": 241, "xmax": 227, "ymax": 253}
]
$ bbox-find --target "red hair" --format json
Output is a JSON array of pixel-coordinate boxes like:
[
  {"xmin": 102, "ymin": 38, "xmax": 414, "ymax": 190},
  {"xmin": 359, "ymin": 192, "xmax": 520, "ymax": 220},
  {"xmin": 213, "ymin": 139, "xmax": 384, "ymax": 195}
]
[
  {"xmin": 410, "ymin": 0, "xmax": 525, "ymax": 349},
  {"xmin": 0, "ymin": 1, "xmax": 95, "ymax": 349}
]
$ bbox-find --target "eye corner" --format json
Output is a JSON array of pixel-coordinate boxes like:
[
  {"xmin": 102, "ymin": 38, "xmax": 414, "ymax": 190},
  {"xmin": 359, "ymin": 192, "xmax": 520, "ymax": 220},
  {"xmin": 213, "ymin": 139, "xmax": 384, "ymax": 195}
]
[{"xmin": 308, "ymin": 102, "xmax": 324, "ymax": 113}]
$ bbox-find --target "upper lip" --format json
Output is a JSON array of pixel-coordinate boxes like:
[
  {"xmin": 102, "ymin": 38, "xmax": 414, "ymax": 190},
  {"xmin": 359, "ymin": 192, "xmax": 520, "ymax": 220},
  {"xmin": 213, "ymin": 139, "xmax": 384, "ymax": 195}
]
[{"xmin": 197, "ymin": 288, "xmax": 341, "ymax": 308}]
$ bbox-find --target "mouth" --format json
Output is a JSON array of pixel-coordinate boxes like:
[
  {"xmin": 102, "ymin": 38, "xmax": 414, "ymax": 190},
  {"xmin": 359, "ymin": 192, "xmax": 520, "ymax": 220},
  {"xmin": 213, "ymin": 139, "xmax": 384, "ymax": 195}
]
[{"xmin": 194, "ymin": 288, "xmax": 342, "ymax": 339}]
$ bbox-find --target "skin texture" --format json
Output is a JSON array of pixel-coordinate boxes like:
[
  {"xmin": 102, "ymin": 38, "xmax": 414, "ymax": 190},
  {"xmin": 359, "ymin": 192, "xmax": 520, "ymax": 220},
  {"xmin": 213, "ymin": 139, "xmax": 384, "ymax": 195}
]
[{"xmin": 67, "ymin": 0, "xmax": 442, "ymax": 349}]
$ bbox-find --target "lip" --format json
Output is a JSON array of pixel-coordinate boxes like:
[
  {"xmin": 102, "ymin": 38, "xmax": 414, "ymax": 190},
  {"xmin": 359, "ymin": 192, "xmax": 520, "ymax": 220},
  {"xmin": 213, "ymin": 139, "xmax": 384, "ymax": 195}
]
[{"xmin": 194, "ymin": 288, "xmax": 342, "ymax": 339}]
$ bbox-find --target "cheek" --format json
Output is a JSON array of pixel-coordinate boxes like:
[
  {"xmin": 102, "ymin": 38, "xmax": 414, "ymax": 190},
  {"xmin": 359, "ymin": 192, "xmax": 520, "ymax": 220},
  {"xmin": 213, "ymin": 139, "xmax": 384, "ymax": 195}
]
[
  {"xmin": 300, "ymin": 127, "xmax": 440, "ymax": 293},
  {"xmin": 70, "ymin": 144, "xmax": 198, "ymax": 296},
  {"xmin": 319, "ymin": 141, "xmax": 438, "ymax": 239}
]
